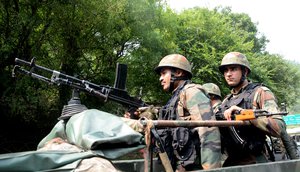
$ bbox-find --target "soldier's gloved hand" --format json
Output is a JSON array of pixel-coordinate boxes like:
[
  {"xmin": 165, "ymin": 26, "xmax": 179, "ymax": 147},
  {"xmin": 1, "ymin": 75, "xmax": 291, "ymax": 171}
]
[{"xmin": 137, "ymin": 105, "xmax": 159, "ymax": 120}]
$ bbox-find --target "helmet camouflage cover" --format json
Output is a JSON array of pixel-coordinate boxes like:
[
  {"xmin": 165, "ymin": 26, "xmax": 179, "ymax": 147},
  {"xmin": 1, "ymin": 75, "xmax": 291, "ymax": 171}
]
[
  {"xmin": 202, "ymin": 83, "xmax": 221, "ymax": 98},
  {"xmin": 155, "ymin": 54, "xmax": 192, "ymax": 77},
  {"xmin": 219, "ymin": 52, "xmax": 251, "ymax": 74}
]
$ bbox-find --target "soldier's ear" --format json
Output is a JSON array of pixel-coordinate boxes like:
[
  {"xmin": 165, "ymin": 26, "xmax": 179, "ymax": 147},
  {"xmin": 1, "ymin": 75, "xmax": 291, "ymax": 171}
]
[
  {"xmin": 175, "ymin": 69, "xmax": 186, "ymax": 77},
  {"xmin": 241, "ymin": 67, "xmax": 249, "ymax": 77},
  {"xmin": 245, "ymin": 68, "xmax": 249, "ymax": 76}
]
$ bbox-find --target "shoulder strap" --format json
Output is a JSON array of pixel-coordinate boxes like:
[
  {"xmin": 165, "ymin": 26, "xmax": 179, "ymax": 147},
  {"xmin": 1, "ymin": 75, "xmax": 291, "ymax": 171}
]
[
  {"xmin": 220, "ymin": 94, "xmax": 233, "ymax": 110},
  {"xmin": 243, "ymin": 83, "xmax": 262, "ymax": 109},
  {"xmin": 221, "ymin": 83, "xmax": 262, "ymax": 110},
  {"xmin": 159, "ymin": 80, "xmax": 190, "ymax": 120}
]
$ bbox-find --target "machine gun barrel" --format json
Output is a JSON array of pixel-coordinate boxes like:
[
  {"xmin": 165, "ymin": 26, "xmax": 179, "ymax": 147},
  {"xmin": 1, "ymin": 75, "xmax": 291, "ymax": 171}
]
[
  {"xmin": 15, "ymin": 58, "xmax": 85, "ymax": 83},
  {"xmin": 13, "ymin": 57, "xmax": 147, "ymax": 110}
]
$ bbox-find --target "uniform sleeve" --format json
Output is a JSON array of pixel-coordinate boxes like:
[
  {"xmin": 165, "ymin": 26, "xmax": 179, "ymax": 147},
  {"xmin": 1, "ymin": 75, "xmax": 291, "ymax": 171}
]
[
  {"xmin": 121, "ymin": 117, "xmax": 144, "ymax": 133},
  {"xmin": 251, "ymin": 86, "xmax": 285, "ymax": 137},
  {"xmin": 178, "ymin": 85, "xmax": 221, "ymax": 169}
]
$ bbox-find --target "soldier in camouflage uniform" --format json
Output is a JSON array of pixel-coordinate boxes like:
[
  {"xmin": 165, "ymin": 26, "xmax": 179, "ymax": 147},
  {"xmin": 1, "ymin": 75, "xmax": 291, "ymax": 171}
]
[
  {"xmin": 202, "ymin": 83, "xmax": 228, "ymax": 165},
  {"xmin": 153, "ymin": 54, "xmax": 221, "ymax": 171},
  {"xmin": 202, "ymin": 83, "xmax": 222, "ymax": 115},
  {"xmin": 217, "ymin": 52, "xmax": 298, "ymax": 167}
]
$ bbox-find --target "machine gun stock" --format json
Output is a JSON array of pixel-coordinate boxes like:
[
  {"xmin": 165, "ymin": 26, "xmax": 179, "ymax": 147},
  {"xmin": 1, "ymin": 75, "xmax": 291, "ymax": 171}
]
[{"xmin": 13, "ymin": 58, "xmax": 147, "ymax": 113}]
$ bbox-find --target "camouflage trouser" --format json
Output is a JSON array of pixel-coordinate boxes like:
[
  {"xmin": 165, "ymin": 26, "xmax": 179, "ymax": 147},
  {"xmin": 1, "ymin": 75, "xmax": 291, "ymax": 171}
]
[
  {"xmin": 75, "ymin": 157, "xmax": 120, "ymax": 172},
  {"xmin": 38, "ymin": 137, "xmax": 120, "ymax": 172}
]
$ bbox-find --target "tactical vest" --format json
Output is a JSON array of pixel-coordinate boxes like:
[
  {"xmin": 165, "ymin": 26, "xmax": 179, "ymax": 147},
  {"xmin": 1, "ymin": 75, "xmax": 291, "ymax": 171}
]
[
  {"xmin": 219, "ymin": 83, "xmax": 267, "ymax": 156},
  {"xmin": 157, "ymin": 80, "xmax": 200, "ymax": 168}
]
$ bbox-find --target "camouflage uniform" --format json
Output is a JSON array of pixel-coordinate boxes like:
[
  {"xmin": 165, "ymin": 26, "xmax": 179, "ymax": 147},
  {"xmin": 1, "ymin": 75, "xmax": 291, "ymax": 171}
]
[
  {"xmin": 174, "ymin": 81, "xmax": 221, "ymax": 170},
  {"xmin": 219, "ymin": 82, "xmax": 285, "ymax": 166},
  {"xmin": 154, "ymin": 54, "xmax": 221, "ymax": 170},
  {"xmin": 202, "ymin": 83, "xmax": 222, "ymax": 115},
  {"xmin": 217, "ymin": 52, "xmax": 292, "ymax": 166},
  {"xmin": 212, "ymin": 100, "xmax": 222, "ymax": 114},
  {"xmin": 125, "ymin": 54, "xmax": 221, "ymax": 170},
  {"xmin": 202, "ymin": 82, "xmax": 226, "ymax": 164},
  {"xmin": 246, "ymin": 83, "xmax": 284, "ymax": 137}
]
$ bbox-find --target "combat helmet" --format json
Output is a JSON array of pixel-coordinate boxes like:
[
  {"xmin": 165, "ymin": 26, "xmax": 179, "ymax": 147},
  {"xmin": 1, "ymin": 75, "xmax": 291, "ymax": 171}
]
[
  {"xmin": 154, "ymin": 54, "xmax": 192, "ymax": 78},
  {"xmin": 219, "ymin": 52, "xmax": 251, "ymax": 74},
  {"xmin": 202, "ymin": 83, "xmax": 221, "ymax": 98}
]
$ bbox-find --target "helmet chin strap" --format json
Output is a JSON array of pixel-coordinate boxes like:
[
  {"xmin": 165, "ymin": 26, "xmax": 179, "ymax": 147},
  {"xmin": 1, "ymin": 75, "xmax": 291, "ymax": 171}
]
[
  {"xmin": 167, "ymin": 69, "xmax": 189, "ymax": 92},
  {"xmin": 168, "ymin": 73, "xmax": 175, "ymax": 92}
]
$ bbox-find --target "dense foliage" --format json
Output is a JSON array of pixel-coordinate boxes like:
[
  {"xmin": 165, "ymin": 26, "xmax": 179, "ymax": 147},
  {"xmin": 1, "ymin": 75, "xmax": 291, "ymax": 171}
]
[{"xmin": 0, "ymin": 0, "xmax": 299, "ymax": 152}]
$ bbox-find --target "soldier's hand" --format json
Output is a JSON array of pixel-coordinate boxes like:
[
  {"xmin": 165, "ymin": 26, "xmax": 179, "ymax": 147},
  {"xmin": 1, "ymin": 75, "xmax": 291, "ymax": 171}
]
[
  {"xmin": 224, "ymin": 105, "xmax": 242, "ymax": 121},
  {"xmin": 124, "ymin": 105, "xmax": 159, "ymax": 120},
  {"xmin": 137, "ymin": 105, "xmax": 159, "ymax": 120}
]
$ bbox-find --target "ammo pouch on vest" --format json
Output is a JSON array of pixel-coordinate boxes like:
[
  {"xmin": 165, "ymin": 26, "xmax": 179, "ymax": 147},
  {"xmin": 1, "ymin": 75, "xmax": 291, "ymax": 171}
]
[
  {"xmin": 156, "ymin": 81, "xmax": 200, "ymax": 166},
  {"xmin": 172, "ymin": 127, "xmax": 196, "ymax": 161}
]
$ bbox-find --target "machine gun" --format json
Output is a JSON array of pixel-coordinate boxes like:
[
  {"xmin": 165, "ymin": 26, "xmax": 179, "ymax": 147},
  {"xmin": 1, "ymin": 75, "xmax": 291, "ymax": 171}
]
[{"xmin": 12, "ymin": 58, "xmax": 147, "ymax": 118}]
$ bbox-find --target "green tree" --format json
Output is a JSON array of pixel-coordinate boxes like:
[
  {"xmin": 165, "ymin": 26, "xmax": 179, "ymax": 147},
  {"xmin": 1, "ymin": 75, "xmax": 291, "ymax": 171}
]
[
  {"xmin": 173, "ymin": 7, "xmax": 261, "ymax": 95},
  {"xmin": 249, "ymin": 53, "xmax": 300, "ymax": 110}
]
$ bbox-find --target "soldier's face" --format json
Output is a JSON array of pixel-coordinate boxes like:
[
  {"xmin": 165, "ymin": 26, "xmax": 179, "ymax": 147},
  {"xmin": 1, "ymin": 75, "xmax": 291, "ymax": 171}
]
[
  {"xmin": 223, "ymin": 65, "xmax": 243, "ymax": 87},
  {"xmin": 159, "ymin": 68, "xmax": 172, "ymax": 91}
]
